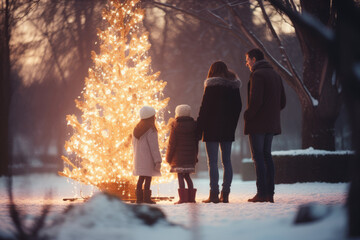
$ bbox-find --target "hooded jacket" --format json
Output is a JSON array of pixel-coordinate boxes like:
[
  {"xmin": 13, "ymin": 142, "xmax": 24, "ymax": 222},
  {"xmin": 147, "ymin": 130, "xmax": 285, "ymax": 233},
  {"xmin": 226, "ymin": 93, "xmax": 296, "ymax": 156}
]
[
  {"xmin": 132, "ymin": 123, "xmax": 162, "ymax": 177},
  {"xmin": 166, "ymin": 116, "xmax": 198, "ymax": 173}
]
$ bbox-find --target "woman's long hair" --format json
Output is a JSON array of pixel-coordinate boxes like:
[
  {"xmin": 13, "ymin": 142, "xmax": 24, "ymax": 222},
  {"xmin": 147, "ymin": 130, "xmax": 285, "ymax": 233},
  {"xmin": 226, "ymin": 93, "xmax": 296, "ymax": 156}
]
[{"xmin": 207, "ymin": 61, "xmax": 236, "ymax": 80}]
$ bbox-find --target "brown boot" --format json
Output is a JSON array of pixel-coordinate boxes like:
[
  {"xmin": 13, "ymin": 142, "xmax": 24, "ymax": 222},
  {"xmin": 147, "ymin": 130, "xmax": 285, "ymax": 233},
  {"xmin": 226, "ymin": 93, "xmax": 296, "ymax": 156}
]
[
  {"xmin": 188, "ymin": 188, "xmax": 197, "ymax": 203},
  {"xmin": 136, "ymin": 189, "xmax": 143, "ymax": 204},
  {"xmin": 202, "ymin": 190, "xmax": 219, "ymax": 203},
  {"xmin": 219, "ymin": 191, "xmax": 230, "ymax": 203},
  {"xmin": 267, "ymin": 195, "xmax": 274, "ymax": 203},
  {"xmin": 175, "ymin": 188, "xmax": 188, "ymax": 204},
  {"xmin": 143, "ymin": 189, "xmax": 156, "ymax": 204},
  {"xmin": 248, "ymin": 193, "xmax": 267, "ymax": 203}
]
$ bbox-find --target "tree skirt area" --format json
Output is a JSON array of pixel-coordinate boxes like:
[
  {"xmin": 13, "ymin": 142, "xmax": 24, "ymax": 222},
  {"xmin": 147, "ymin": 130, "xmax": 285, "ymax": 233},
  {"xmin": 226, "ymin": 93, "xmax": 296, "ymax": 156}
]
[{"xmin": 0, "ymin": 174, "xmax": 349, "ymax": 240}]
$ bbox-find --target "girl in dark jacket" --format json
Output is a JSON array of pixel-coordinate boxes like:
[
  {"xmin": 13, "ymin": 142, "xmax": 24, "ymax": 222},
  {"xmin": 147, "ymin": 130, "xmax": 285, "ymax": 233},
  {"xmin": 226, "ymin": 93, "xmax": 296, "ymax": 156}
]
[
  {"xmin": 197, "ymin": 61, "xmax": 242, "ymax": 203},
  {"xmin": 166, "ymin": 104, "xmax": 198, "ymax": 204}
]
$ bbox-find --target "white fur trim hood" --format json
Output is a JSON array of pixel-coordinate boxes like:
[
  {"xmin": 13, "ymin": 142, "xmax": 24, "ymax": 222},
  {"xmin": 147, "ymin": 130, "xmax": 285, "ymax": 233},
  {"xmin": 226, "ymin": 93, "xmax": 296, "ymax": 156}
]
[{"xmin": 204, "ymin": 77, "xmax": 241, "ymax": 89}]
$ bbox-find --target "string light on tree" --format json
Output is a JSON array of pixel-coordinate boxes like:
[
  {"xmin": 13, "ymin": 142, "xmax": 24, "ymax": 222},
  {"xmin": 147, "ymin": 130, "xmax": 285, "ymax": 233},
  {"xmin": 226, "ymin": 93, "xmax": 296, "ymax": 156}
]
[{"xmin": 59, "ymin": 0, "xmax": 174, "ymax": 199}]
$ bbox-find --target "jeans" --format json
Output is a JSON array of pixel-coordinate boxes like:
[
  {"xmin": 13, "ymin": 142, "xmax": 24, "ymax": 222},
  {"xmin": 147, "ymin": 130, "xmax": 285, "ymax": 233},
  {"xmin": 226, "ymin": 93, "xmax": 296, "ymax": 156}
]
[
  {"xmin": 205, "ymin": 142, "xmax": 233, "ymax": 193},
  {"xmin": 249, "ymin": 134, "xmax": 274, "ymax": 196}
]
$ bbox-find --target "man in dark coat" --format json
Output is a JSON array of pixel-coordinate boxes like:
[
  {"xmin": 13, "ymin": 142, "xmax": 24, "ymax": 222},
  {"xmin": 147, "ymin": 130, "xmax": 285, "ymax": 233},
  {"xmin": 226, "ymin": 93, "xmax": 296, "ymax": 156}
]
[{"xmin": 244, "ymin": 48, "xmax": 286, "ymax": 203}]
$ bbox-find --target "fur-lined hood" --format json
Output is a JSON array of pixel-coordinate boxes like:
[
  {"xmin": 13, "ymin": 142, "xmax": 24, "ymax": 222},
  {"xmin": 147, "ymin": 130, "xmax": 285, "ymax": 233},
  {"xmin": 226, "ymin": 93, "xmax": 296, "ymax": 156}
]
[{"xmin": 204, "ymin": 77, "xmax": 241, "ymax": 89}]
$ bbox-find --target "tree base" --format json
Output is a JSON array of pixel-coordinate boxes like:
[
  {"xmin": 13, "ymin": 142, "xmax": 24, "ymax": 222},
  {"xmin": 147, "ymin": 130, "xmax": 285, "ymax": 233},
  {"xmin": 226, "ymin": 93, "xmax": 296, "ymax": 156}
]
[{"xmin": 97, "ymin": 182, "xmax": 136, "ymax": 200}]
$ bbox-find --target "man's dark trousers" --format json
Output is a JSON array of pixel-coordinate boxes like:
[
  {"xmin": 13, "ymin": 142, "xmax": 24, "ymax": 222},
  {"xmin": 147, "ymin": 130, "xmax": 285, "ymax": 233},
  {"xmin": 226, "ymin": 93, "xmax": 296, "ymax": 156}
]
[{"xmin": 249, "ymin": 133, "xmax": 274, "ymax": 197}]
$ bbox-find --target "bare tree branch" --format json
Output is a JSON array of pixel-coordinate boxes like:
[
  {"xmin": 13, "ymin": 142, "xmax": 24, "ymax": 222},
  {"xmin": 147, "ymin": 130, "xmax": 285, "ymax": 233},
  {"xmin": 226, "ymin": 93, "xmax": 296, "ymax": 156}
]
[
  {"xmin": 268, "ymin": 0, "xmax": 334, "ymax": 42},
  {"xmin": 7, "ymin": 176, "xmax": 26, "ymax": 238},
  {"xmin": 222, "ymin": 2, "xmax": 292, "ymax": 72},
  {"xmin": 318, "ymin": 56, "xmax": 329, "ymax": 96},
  {"xmin": 257, "ymin": 0, "xmax": 310, "ymax": 102},
  {"xmin": 151, "ymin": 1, "xmax": 230, "ymax": 30},
  {"xmin": 7, "ymin": 175, "xmax": 51, "ymax": 239},
  {"xmin": 207, "ymin": 9, "xmax": 229, "ymax": 26},
  {"xmin": 151, "ymin": 1, "xmax": 251, "ymax": 46},
  {"xmin": 268, "ymin": 0, "xmax": 336, "ymax": 102},
  {"xmin": 29, "ymin": 20, "xmax": 67, "ymax": 83},
  {"xmin": 150, "ymin": 0, "xmax": 316, "ymax": 105}
]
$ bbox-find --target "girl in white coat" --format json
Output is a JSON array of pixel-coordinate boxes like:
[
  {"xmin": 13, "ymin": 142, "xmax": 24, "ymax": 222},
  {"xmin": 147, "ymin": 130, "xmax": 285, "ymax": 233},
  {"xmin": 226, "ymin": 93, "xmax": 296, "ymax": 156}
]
[{"xmin": 132, "ymin": 106, "xmax": 162, "ymax": 204}]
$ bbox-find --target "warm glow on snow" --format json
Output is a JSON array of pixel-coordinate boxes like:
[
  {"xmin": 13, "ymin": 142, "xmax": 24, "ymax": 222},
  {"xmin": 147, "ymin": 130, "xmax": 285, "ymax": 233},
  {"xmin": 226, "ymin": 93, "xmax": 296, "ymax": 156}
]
[{"xmin": 59, "ymin": 0, "xmax": 174, "ymax": 199}]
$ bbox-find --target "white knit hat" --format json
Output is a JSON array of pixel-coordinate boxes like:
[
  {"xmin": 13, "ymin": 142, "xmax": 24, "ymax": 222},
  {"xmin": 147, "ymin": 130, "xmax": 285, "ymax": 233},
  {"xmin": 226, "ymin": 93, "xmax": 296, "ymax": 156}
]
[
  {"xmin": 139, "ymin": 106, "xmax": 156, "ymax": 119},
  {"xmin": 175, "ymin": 104, "xmax": 191, "ymax": 117}
]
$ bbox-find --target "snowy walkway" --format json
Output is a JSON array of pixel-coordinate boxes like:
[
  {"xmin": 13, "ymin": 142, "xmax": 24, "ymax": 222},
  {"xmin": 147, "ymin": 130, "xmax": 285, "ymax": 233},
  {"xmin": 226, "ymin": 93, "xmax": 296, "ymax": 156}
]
[{"xmin": 0, "ymin": 174, "xmax": 349, "ymax": 240}]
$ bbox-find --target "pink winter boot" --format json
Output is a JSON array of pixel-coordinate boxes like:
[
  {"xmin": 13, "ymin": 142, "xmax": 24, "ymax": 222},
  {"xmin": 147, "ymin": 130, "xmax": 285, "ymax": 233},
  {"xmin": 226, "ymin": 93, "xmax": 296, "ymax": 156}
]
[
  {"xmin": 175, "ymin": 188, "xmax": 188, "ymax": 204},
  {"xmin": 188, "ymin": 188, "xmax": 197, "ymax": 203}
]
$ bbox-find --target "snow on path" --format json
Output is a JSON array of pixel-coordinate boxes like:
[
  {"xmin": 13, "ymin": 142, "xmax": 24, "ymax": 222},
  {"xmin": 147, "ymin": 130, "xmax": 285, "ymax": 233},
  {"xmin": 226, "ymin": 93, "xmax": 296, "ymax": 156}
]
[{"xmin": 0, "ymin": 174, "xmax": 349, "ymax": 240}]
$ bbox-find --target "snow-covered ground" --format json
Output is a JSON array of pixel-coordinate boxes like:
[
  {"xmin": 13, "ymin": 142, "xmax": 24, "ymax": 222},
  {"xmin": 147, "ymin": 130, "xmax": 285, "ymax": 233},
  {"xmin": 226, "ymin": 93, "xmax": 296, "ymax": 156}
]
[{"xmin": 0, "ymin": 173, "xmax": 350, "ymax": 240}]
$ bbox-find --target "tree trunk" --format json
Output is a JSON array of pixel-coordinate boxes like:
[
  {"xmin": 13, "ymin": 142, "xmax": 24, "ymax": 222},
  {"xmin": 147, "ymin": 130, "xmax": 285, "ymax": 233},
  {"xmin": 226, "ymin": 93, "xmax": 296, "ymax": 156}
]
[
  {"xmin": 334, "ymin": 1, "xmax": 360, "ymax": 236},
  {"xmin": 301, "ymin": 106, "xmax": 337, "ymax": 150},
  {"xmin": 297, "ymin": 5, "xmax": 341, "ymax": 150},
  {"xmin": 0, "ymin": 0, "xmax": 11, "ymax": 176},
  {"xmin": 347, "ymin": 107, "xmax": 360, "ymax": 235},
  {"xmin": 300, "ymin": 60, "xmax": 341, "ymax": 150}
]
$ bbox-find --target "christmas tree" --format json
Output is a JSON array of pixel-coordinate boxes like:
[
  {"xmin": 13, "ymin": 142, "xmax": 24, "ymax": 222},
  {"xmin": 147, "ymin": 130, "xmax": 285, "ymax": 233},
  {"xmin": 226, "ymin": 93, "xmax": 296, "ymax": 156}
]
[{"xmin": 59, "ymin": 0, "xmax": 173, "ymax": 199}]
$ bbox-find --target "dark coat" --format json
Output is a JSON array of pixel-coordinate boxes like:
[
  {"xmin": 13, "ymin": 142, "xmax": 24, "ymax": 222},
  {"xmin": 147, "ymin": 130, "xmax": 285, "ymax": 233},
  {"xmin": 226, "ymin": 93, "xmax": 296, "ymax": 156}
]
[
  {"xmin": 244, "ymin": 60, "xmax": 286, "ymax": 135},
  {"xmin": 197, "ymin": 77, "xmax": 242, "ymax": 142},
  {"xmin": 166, "ymin": 116, "xmax": 198, "ymax": 173}
]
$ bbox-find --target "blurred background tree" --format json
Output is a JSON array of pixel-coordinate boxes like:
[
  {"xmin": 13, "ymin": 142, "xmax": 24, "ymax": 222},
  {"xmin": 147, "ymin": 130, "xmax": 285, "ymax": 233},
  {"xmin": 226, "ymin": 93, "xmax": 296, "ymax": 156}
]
[
  {"xmin": 1, "ymin": 0, "xmax": 40, "ymax": 176},
  {"xmin": 6, "ymin": 0, "xmax": 104, "ymax": 175}
]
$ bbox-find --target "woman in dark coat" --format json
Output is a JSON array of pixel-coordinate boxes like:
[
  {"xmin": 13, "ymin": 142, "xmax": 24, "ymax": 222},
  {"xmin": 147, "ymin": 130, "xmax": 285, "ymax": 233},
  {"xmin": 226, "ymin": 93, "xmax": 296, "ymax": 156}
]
[
  {"xmin": 197, "ymin": 61, "xmax": 242, "ymax": 203},
  {"xmin": 166, "ymin": 104, "xmax": 198, "ymax": 204}
]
